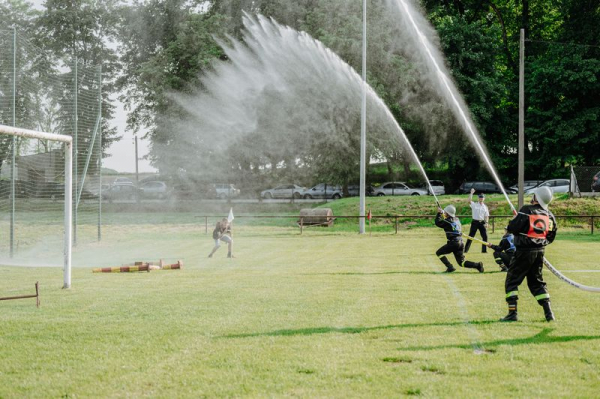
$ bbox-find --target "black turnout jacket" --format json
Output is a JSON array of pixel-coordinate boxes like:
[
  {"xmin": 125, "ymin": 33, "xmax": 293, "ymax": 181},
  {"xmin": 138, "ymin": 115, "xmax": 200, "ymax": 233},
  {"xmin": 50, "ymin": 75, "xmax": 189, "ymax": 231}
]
[
  {"xmin": 435, "ymin": 212, "xmax": 462, "ymax": 242},
  {"xmin": 507, "ymin": 204, "xmax": 557, "ymax": 250}
]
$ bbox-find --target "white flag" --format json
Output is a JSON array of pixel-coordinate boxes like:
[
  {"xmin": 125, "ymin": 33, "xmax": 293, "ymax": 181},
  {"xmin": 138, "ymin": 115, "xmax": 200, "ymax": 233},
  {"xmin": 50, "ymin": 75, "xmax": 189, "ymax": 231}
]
[{"xmin": 227, "ymin": 208, "xmax": 234, "ymax": 223}]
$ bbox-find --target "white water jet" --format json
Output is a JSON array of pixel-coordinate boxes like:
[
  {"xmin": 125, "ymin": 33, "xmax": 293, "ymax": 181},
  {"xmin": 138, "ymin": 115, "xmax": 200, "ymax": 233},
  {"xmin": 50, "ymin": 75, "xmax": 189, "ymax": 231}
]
[
  {"xmin": 171, "ymin": 13, "xmax": 439, "ymax": 202},
  {"xmin": 389, "ymin": 0, "xmax": 600, "ymax": 293},
  {"xmin": 387, "ymin": 0, "xmax": 515, "ymax": 213}
]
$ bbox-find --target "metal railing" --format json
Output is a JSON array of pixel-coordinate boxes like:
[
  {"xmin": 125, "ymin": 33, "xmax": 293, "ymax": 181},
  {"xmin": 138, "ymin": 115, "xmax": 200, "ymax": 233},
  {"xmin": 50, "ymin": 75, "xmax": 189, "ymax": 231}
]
[{"xmin": 198, "ymin": 214, "xmax": 600, "ymax": 235}]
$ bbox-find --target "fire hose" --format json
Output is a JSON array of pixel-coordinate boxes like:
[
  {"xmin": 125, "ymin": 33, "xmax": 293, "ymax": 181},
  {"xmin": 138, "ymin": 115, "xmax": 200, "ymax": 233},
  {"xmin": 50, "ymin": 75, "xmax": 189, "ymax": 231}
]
[{"xmin": 462, "ymin": 233, "xmax": 600, "ymax": 293}]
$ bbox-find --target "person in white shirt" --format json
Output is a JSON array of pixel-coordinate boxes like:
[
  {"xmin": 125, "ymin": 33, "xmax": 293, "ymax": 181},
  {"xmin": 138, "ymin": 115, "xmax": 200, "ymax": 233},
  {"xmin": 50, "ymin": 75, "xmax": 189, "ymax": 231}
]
[{"xmin": 464, "ymin": 188, "xmax": 489, "ymax": 253}]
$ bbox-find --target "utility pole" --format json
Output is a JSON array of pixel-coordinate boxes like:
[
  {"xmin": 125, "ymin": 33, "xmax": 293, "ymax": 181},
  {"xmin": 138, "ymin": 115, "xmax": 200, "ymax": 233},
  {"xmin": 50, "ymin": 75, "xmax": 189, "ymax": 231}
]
[
  {"xmin": 134, "ymin": 135, "xmax": 140, "ymax": 203},
  {"xmin": 359, "ymin": 0, "xmax": 367, "ymax": 234},
  {"xmin": 518, "ymin": 29, "xmax": 525, "ymax": 209},
  {"xmin": 10, "ymin": 27, "xmax": 16, "ymax": 258}
]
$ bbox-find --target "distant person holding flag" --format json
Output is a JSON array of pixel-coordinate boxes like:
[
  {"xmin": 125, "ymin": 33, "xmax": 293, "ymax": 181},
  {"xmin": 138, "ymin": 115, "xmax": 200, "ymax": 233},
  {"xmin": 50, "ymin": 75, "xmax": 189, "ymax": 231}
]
[{"xmin": 208, "ymin": 208, "xmax": 235, "ymax": 258}]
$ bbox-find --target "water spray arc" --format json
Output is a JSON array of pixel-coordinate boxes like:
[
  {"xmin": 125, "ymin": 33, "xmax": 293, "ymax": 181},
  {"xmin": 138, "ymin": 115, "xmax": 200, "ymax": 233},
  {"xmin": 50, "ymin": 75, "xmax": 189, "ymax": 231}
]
[
  {"xmin": 392, "ymin": 0, "xmax": 515, "ymax": 214},
  {"xmin": 391, "ymin": 0, "xmax": 600, "ymax": 293},
  {"xmin": 173, "ymin": 13, "xmax": 440, "ymax": 211}
]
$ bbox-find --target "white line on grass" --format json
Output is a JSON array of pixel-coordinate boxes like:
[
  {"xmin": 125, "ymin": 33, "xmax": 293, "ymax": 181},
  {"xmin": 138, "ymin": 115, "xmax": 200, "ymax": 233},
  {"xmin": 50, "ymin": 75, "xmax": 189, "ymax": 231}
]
[{"xmin": 425, "ymin": 255, "xmax": 487, "ymax": 355}]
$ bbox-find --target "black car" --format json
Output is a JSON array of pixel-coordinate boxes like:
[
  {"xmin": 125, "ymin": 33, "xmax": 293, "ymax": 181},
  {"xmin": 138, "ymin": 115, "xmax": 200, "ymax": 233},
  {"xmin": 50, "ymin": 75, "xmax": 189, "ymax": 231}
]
[
  {"xmin": 457, "ymin": 181, "xmax": 516, "ymax": 194},
  {"xmin": 592, "ymin": 172, "xmax": 600, "ymax": 192}
]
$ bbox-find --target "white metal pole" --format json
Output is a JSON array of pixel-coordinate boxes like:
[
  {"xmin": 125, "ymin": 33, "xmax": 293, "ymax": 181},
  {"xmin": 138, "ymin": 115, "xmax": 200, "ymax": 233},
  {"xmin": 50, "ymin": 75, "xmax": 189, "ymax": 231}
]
[
  {"xmin": 98, "ymin": 67, "xmax": 102, "ymax": 241},
  {"xmin": 64, "ymin": 141, "xmax": 73, "ymax": 289},
  {"xmin": 10, "ymin": 27, "xmax": 16, "ymax": 257},
  {"xmin": 0, "ymin": 124, "xmax": 75, "ymax": 142},
  {"xmin": 135, "ymin": 135, "xmax": 140, "ymax": 204},
  {"xmin": 518, "ymin": 29, "xmax": 525, "ymax": 209},
  {"xmin": 0, "ymin": 124, "xmax": 73, "ymax": 287},
  {"xmin": 359, "ymin": 0, "xmax": 367, "ymax": 234},
  {"xmin": 73, "ymin": 58, "xmax": 78, "ymax": 246}
]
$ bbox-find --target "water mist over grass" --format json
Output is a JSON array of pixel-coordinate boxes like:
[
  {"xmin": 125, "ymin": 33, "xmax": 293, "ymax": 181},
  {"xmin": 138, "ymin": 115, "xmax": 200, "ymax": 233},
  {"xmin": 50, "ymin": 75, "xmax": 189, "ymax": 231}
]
[{"xmin": 170, "ymin": 13, "xmax": 433, "ymax": 188}]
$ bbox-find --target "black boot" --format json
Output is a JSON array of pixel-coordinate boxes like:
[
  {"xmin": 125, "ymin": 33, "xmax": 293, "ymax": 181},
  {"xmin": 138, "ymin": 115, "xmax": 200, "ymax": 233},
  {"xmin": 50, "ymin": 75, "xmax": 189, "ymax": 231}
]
[
  {"xmin": 500, "ymin": 302, "xmax": 518, "ymax": 322},
  {"xmin": 439, "ymin": 256, "xmax": 456, "ymax": 273},
  {"xmin": 463, "ymin": 261, "xmax": 484, "ymax": 273},
  {"xmin": 541, "ymin": 300, "xmax": 555, "ymax": 322},
  {"xmin": 477, "ymin": 262, "xmax": 484, "ymax": 273}
]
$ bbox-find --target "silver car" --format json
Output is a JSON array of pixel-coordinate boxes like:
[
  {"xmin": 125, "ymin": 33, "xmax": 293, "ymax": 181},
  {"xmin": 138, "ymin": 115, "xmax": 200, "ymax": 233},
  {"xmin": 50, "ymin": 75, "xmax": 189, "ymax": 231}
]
[
  {"xmin": 213, "ymin": 183, "xmax": 241, "ymax": 199},
  {"xmin": 261, "ymin": 184, "xmax": 306, "ymax": 199},
  {"xmin": 425, "ymin": 180, "xmax": 445, "ymax": 195},
  {"xmin": 302, "ymin": 183, "xmax": 342, "ymax": 199},
  {"xmin": 524, "ymin": 179, "xmax": 570, "ymax": 194},
  {"xmin": 140, "ymin": 181, "xmax": 171, "ymax": 199},
  {"xmin": 373, "ymin": 182, "xmax": 428, "ymax": 196}
]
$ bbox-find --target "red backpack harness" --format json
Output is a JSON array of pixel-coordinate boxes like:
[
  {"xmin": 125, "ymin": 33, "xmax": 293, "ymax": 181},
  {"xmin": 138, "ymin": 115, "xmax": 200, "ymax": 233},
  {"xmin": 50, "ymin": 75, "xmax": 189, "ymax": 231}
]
[{"xmin": 527, "ymin": 213, "xmax": 551, "ymax": 239}]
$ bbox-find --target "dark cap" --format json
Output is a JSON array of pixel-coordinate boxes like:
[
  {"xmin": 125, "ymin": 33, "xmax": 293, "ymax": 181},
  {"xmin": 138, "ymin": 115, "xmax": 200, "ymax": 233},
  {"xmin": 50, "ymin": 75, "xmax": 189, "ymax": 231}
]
[{"xmin": 478, "ymin": 193, "xmax": 485, "ymax": 198}]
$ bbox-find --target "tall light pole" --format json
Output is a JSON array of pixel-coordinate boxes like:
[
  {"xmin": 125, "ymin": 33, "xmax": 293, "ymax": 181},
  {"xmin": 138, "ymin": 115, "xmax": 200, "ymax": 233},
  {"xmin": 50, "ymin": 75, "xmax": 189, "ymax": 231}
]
[{"xmin": 359, "ymin": 0, "xmax": 367, "ymax": 234}]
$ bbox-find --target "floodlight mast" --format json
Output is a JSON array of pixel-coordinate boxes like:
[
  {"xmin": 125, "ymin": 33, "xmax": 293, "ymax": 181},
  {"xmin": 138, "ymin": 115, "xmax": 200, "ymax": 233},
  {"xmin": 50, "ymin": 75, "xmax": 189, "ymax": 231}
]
[
  {"xmin": 359, "ymin": 0, "xmax": 367, "ymax": 234},
  {"xmin": 0, "ymin": 124, "xmax": 73, "ymax": 289}
]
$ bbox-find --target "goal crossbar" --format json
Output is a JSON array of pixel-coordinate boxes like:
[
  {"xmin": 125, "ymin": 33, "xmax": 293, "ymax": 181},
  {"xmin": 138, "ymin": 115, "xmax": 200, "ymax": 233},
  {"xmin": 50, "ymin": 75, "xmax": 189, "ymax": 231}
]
[{"xmin": 0, "ymin": 124, "xmax": 73, "ymax": 289}]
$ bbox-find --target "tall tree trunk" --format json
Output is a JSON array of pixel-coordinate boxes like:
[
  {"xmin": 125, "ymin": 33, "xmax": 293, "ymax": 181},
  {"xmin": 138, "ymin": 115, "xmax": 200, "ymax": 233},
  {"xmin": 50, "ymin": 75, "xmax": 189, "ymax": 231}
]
[{"xmin": 490, "ymin": 3, "xmax": 517, "ymax": 75}]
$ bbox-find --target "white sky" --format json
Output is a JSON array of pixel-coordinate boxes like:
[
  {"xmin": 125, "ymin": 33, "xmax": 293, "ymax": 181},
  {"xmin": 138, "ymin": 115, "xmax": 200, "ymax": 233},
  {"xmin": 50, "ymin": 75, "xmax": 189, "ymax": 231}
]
[{"xmin": 29, "ymin": 0, "xmax": 155, "ymax": 173}]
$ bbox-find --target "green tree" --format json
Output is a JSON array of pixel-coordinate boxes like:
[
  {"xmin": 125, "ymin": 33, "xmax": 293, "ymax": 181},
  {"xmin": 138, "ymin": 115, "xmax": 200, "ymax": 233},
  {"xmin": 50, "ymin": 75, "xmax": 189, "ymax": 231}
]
[
  {"xmin": 117, "ymin": 0, "xmax": 228, "ymax": 178},
  {"xmin": 525, "ymin": 0, "xmax": 600, "ymax": 175},
  {"xmin": 36, "ymin": 0, "xmax": 121, "ymax": 159}
]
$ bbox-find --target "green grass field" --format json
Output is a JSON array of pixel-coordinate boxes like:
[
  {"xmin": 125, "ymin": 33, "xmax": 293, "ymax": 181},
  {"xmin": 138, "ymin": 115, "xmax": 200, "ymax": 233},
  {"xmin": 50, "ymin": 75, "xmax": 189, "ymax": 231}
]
[{"xmin": 2, "ymin": 222, "xmax": 600, "ymax": 397}]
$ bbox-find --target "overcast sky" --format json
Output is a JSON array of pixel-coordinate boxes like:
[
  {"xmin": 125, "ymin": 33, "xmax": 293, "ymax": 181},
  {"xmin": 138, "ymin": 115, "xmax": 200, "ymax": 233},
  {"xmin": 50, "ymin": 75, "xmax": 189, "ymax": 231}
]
[{"xmin": 29, "ymin": 0, "xmax": 155, "ymax": 174}]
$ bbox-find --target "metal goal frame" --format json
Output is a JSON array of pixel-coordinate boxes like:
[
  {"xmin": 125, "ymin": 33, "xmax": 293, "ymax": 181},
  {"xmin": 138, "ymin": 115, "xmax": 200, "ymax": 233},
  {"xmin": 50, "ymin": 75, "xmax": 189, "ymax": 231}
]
[{"xmin": 0, "ymin": 124, "xmax": 73, "ymax": 288}]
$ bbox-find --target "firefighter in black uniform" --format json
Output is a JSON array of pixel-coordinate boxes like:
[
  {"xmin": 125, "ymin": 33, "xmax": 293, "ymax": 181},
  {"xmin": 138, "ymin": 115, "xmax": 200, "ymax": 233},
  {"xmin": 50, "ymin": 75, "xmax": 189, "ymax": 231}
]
[
  {"xmin": 501, "ymin": 186, "xmax": 557, "ymax": 322},
  {"xmin": 486, "ymin": 227, "xmax": 515, "ymax": 272},
  {"xmin": 435, "ymin": 205, "xmax": 484, "ymax": 273}
]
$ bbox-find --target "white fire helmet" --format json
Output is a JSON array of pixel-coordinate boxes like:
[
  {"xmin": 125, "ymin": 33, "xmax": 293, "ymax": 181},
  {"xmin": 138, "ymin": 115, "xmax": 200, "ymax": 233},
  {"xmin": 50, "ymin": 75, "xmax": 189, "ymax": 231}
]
[
  {"xmin": 443, "ymin": 205, "xmax": 456, "ymax": 217},
  {"xmin": 533, "ymin": 186, "xmax": 553, "ymax": 210}
]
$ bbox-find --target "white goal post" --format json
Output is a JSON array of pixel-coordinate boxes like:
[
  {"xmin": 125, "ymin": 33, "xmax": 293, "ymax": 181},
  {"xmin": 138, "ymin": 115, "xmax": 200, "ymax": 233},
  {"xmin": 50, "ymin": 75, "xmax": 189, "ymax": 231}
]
[{"xmin": 0, "ymin": 124, "xmax": 73, "ymax": 289}]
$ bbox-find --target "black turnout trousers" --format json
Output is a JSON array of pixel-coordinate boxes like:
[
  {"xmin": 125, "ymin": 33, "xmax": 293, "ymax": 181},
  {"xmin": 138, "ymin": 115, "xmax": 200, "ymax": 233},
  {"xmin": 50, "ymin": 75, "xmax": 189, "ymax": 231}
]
[
  {"xmin": 465, "ymin": 220, "xmax": 488, "ymax": 253},
  {"xmin": 494, "ymin": 251, "xmax": 513, "ymax": 268},
  {"xmin": 505, "ymin": 249, "xmax": 548, "ymax": 302},
  {"xmin": 436, "ymin": 240, "xmax": 465, "ymax": 266}
]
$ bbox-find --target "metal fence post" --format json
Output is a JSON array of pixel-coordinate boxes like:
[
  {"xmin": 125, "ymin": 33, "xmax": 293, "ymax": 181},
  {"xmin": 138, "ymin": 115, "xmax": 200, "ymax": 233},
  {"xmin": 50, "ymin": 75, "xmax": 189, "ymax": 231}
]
[
  {"xmin": 205, "ymin": 216, "xmax": 208, "ymax": 234},
  {"xmin": 592, "ymin": 216, "xmax": 594, "ymax": 235},
  {"xmin": 492, "ymin": 217, "xmax": 495, "ymax": 234},
  {"xmin": 300, "ymin": 217, "xmax": 303, "ymax": 235},
  {"xmin": 395, "ymin": 216, "xmax": 398, "ymax": 234}
]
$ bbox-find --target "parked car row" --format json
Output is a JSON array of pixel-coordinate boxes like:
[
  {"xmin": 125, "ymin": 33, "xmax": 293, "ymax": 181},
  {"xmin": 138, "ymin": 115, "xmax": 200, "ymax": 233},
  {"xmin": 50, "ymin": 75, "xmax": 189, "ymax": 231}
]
[
  {"xmin": 102, "ymin": 180, "xmax": 243, "ymax": 201},
  {"xmin": 457, "ymin": 179, "xmax": 571, "ymax": 195},
  {"xmin": 99, "ymin": 175, "xmax": 576, "ymax": 202},
  {"xmin": 260, "ymin": 183, "xmax": 377, "ymax": 200}
]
